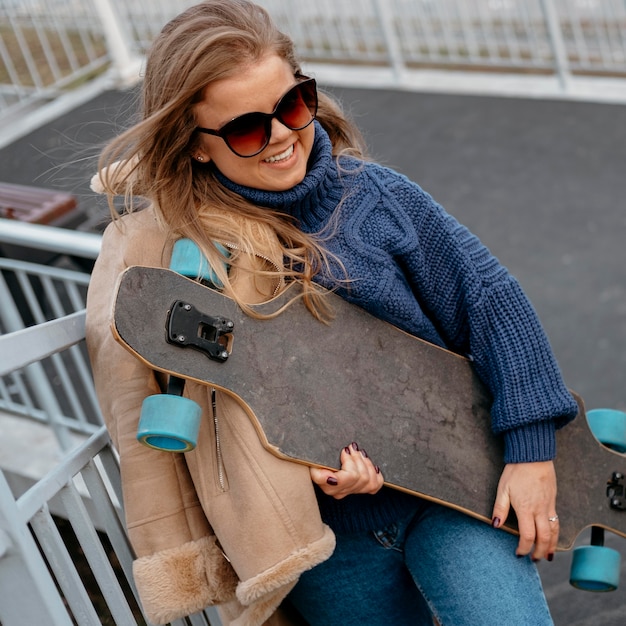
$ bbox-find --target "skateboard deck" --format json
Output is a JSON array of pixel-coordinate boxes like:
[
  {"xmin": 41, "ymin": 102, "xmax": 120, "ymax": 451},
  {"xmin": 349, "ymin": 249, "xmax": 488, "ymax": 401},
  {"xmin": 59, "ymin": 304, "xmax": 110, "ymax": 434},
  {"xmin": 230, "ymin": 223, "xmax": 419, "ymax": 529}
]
[{"xmin": 112, "ymin": 265, "xmax": 626, "ymax": 551}]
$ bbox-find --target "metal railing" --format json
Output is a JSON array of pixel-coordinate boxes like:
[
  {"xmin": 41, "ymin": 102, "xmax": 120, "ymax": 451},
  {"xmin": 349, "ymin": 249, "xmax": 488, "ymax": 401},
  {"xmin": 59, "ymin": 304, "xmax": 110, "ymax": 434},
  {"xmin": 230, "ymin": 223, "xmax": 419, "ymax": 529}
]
[
  {"xmin": 0, "ymin": 219, "xmax": 102, "ymax": 449},
  {"xmin": 0, "ymin": 312, "xmax": 221, "ymax": 625},
  {"xmin": 0, "ymin": 315, "xmax": 137, "ymax": 626},
  {"xmin": 0, "ymin": 219, "xmax": 223, "ymax": 625},
  {"xmin": 1, "ymin": 0, "xmax": 626, "ymax": 147}
]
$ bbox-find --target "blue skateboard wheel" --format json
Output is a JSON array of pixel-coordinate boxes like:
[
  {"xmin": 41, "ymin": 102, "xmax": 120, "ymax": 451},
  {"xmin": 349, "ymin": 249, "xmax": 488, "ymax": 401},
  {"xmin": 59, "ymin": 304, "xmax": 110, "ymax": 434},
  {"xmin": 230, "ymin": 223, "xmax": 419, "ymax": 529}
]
[
  {"xmin": 170, "ymin": 238, "xmax": 229, "ymax": 286},
  {"xmin": 587, "ymin": 408, "xmax": 626, "ymax": 453},
  {"xmin": 570, "ymin": 545, "xmax": 621, "ymax": 592},
  {"xmin": 137, "ymin": 393, "xmax": 202, "ymax": 452}
]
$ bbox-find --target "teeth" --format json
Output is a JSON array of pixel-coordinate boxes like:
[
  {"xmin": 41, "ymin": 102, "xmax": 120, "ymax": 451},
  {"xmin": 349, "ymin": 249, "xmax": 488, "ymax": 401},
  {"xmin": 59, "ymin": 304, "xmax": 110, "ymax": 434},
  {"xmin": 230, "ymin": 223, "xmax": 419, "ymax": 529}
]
[{"xmin": 264, "ymin": 144, "xmax": 293, "ymax": 163}]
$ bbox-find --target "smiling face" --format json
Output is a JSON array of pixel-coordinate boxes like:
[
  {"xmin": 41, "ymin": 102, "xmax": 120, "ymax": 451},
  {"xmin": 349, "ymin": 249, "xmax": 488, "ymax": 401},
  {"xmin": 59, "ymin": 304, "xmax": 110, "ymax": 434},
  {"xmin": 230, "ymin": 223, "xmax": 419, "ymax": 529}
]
[{"xmin": 193, "ymin": 54, "xmax": 315, "ymax": 192}]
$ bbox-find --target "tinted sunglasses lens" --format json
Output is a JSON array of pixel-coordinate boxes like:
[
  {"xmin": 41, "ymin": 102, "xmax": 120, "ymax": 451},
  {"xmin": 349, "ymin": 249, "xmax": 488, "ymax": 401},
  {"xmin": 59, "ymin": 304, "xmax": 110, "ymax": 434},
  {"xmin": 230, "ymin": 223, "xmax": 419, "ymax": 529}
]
[
  {"xmin": 221, "ymin": 80, "xmax": 317, "ymax": 157},
  {"xmin": 278, "ymin": 81, "xmax": 317, "ymax": 129},
  {"xmin": 222, "ymin": 114, "xmax": 269, "ymax": 157}
]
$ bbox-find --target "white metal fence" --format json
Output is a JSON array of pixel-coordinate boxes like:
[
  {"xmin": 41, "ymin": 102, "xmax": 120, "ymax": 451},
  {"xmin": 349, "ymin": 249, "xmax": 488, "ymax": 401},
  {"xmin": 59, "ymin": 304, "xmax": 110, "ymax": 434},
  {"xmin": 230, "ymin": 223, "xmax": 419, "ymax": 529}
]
[
  {"xmin": 0, "ymin": 314, "xmax": 222, "ymax": 625},
  {"xmin": 1, "ymin": 0, "xmax": 626, "ymax": 140},
  {"xmin": 0, "ymin": 221, "xmax": 102, "ymax": 450},
  {"xmin": 0, "ymin": 220, "xmax": 223, "ymax": 625},
  {"xmin": 0, "ymin": 261, "xmax": 100, "ymax": 445}
]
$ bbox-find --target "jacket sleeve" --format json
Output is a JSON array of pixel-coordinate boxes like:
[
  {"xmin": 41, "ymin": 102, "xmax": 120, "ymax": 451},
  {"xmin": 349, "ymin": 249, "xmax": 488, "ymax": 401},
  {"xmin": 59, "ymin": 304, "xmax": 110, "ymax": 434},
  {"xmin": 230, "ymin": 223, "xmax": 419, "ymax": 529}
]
[{"xmin": 85, "ymin": 216, "xmax": 238, "ymax": 623}]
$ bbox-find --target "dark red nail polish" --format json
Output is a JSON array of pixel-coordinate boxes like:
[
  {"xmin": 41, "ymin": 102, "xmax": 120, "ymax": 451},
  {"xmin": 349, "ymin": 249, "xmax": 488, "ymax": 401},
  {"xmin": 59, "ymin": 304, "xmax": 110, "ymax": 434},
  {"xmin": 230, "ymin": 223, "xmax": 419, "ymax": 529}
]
[
  {"xmin": 361, "ymin": 449, "xmax": 368, "ymax": 458},
  {"xmin": 548, "ymin": 553, "xmax": 554, "ymax": 562},
  {"xmin": 351, "ymin": 442, "xmax": 359, "ymax": 451},
  {"xmin": 375, "ymin": 465, "xmax": 380, "ymax": 474},
  {"xmin": 326, "ymin": 476, "xmax": 338, "ymax": 486},
  {"xmin": 492, "ymin": 517, "xmax": 501, "ymax": 529},
  {"xmin": 344, "ymin": 446, "xmax": 351, "ymax": 455}
]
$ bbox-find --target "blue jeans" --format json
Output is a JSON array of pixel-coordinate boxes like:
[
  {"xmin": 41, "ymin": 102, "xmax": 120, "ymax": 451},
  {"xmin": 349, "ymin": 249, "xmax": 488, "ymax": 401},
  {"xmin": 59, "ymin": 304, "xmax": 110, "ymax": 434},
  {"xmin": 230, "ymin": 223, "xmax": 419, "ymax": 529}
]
[{"xmin": 288, "ymin": 501, "xmax": 553, "ymax": 625}]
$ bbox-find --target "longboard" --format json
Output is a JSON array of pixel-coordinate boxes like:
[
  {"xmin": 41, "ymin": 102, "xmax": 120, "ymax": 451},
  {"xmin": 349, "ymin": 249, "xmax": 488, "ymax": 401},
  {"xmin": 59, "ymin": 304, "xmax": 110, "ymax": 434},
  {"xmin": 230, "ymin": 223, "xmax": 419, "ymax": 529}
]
[{"xmin": 112, "ymin": 265, "xmax": 626, "ymax": 552}]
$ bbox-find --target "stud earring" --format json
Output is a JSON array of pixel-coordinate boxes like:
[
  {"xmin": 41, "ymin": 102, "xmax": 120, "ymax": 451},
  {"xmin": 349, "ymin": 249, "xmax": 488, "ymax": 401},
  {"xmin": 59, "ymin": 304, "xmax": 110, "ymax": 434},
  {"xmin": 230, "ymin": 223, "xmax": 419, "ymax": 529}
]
[{"xmin": 196, "ymin": 156, "xmax": 204, "ymax": 162}]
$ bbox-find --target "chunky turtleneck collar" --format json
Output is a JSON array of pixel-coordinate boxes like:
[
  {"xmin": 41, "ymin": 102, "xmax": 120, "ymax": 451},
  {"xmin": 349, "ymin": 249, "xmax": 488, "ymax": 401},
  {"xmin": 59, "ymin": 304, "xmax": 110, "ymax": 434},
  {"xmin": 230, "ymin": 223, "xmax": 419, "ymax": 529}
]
[{"xmin": 212, "ymin": 121, "xmax": 347, "ymax": 231}]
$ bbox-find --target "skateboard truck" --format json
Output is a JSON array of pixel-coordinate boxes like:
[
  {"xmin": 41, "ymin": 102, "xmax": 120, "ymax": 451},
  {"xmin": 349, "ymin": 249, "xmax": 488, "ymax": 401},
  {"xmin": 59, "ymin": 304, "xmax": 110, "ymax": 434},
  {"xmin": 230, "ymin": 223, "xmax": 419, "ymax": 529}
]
[
  {"xmin": 134, "ymin": 241, "xmax": 233, "ymax": 453},
  {"xmin": 167, "ymin": 300, "xmax": 234, "ymax": 362},
  {"xmin": 607, "ymin": 472, "xmax": 626, "ymax": 511},
  {"xmin": 570, "ymin": 470, "xmax": 625, "ymax": 591},
  {"xmin": 136, "ymin": 298, "xmax": 233, "ymax": 453}
]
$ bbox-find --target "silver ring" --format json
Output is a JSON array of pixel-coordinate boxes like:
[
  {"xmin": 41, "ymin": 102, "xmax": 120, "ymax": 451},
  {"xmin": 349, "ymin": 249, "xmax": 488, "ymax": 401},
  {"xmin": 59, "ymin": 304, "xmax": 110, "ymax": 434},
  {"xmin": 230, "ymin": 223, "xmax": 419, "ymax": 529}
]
[{"xmin": 548, "ymin": 515, "xmax": 559, "ymax": 523}]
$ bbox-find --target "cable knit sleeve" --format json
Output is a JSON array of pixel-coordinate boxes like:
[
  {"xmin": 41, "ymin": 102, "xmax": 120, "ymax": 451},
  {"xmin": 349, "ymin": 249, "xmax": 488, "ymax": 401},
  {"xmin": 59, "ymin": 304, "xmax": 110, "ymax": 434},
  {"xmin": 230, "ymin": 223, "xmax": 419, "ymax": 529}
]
[{"xmin": 372, "ymin": 168, "xmax": 578, "ymax": 463}]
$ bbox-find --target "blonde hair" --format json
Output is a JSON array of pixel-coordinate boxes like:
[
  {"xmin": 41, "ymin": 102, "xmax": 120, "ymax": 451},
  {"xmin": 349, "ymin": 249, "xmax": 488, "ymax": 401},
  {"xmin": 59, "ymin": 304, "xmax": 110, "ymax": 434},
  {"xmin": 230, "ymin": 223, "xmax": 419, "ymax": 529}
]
[{"xmin": 96, "ymin": 0, "xmax": 366, "ymax": 320}]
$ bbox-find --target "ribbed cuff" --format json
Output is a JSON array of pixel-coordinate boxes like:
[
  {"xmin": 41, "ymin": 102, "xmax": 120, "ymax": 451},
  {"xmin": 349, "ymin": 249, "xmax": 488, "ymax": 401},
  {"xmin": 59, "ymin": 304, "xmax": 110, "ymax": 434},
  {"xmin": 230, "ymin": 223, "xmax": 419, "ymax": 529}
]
[{"xmin": 503, "ymin": 420, "xmax": 557, "ymax": 463}]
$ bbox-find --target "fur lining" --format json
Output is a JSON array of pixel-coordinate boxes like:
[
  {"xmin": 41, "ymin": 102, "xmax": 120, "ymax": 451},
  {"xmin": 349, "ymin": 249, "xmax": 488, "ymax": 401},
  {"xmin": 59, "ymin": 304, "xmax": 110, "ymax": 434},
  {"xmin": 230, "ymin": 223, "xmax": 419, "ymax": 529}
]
[
  {"xmin": 236, "ymin": 525, "xmax": 336, "ymax": 606},
  {"xmin": 230, "ymin": 582, "xmax": 299, "ymax": 626},
  {"xmin": 90, "ymin": 157, "xmax": 140, "ymax": 195},
  {"xmin": 133, "ymin": 535, "xmax": 238, "ymax": 624}
]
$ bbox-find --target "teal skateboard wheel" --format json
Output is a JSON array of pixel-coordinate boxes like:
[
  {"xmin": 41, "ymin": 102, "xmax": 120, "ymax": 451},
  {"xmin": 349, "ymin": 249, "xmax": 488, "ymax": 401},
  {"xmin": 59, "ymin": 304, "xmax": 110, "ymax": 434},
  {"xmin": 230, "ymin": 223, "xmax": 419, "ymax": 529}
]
[
  {"xmin": 135, "ymin": 238, "xmax": 227, "ymax": 453},
  {"xmin": 137, "ymin": 393, "xmax": 202, "ymax": 452},
  {"xmin": 570, "ymin": 545, "xmax": 621, "ymax": 591},
  {"xmin": 587, "ymin": 408, "xmax": 626, "ymax": 453},
  {"xmin": 170, "ymin": 238, "xmax": 229, "ymax": 286}
]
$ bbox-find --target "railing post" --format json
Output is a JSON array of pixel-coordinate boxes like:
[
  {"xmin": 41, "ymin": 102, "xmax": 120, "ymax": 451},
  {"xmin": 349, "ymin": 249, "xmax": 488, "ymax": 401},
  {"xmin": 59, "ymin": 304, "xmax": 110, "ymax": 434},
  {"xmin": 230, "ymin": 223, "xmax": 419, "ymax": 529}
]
[
  {"xmin": 539, "ymin": 0, "xmax": 571, "ymax": 92},
  {"xmin": 372, "ymin": 0, "xmax": 406, "ymax": 85},
  {"xmin": 90, "ymin": 0, "xmax": 143, "ymax": 84},
  {"xmin": 0, "ymin": 473, "xmax": 73, "ymax": 626}
]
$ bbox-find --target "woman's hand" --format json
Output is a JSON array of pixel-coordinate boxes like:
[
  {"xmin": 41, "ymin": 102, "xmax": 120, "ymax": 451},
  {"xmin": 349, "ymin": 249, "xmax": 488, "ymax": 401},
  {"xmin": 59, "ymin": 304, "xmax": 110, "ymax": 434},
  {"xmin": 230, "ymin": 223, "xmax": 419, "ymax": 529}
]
[
  {"xmin": 310, "ymin": 442, "xmax": 384, "ymax": 499},
  {"xmin": 491, "ymin": 461, "xmax": 559, "ymax": 561}
]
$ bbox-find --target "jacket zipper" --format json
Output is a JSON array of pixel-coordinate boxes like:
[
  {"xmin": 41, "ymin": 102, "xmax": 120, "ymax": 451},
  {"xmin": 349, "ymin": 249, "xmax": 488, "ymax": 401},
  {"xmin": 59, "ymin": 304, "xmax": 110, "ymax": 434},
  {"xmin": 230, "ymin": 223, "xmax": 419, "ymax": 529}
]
[
  {"xmin": 223, "ymin": 242, "xmax": 283, "ymax": 296},
  {"xmin": 211, "ymin": 387, "xmax": 226, "ymax": 492},
  {"xmin": 210, "ymin": 243, "xmax": 282, "ymax": 492}
]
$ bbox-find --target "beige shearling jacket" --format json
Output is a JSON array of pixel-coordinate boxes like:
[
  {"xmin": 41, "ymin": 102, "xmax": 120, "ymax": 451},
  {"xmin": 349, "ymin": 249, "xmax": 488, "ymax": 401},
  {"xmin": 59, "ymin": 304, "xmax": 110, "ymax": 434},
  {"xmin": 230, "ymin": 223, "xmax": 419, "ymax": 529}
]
[{"xmin": 85, "ymin": 208, "xmax": 335, "ymax": 625}]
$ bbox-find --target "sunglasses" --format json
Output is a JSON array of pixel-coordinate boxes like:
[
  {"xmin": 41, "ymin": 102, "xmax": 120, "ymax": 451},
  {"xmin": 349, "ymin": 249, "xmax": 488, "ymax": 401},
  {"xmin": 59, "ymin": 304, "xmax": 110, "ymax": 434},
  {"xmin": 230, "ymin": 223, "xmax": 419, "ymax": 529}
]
[{"xmin": 196, "ymin": 77, "xmax": 318, "ymax": 158}]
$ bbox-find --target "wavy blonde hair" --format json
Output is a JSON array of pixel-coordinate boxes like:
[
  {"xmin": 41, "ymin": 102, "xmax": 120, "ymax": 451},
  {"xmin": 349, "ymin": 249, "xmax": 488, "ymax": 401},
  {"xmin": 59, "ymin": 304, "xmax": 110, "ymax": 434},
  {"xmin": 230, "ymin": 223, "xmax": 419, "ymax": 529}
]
[{"xmin": 96, "ymin": 0, "xmax": 366, "ymax": 319}]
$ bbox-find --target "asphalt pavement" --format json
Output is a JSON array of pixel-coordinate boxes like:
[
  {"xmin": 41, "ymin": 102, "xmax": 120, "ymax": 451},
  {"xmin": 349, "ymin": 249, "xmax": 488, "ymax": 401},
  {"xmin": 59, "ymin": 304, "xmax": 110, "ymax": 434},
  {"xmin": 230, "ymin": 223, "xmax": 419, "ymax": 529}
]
[{"xmin": 1, "ymin": 84, "xmax": 625, "ymax": 625}]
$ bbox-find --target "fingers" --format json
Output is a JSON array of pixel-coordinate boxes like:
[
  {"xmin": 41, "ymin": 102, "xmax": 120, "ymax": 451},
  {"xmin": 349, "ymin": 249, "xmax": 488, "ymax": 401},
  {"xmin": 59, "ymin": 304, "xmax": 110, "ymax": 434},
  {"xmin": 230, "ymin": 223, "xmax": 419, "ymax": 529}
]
[
  {"xmin": 514, "ymin": 511, "xmax": 558, "ymax": 562},
  {"xmin": 516, "ymin": 511, "xmax": 542, "ymax": 557},
  {"xmin": 493, "ymin": 461, "xmax": 558, "ymax": 562},
  {"xmin": 531, "ymin": 512, "xmax": 559, "ymax": 562},
  {"xmin": 491, "ymin": 483, "xmax": 511, "ymax": 533},
  {"xmin": 541, "ymin": 516, "xmax": 559, "ymax": 562},
  {"xmin": 309, "ymin": 442, "xmax": 384, "ymax": 499}
]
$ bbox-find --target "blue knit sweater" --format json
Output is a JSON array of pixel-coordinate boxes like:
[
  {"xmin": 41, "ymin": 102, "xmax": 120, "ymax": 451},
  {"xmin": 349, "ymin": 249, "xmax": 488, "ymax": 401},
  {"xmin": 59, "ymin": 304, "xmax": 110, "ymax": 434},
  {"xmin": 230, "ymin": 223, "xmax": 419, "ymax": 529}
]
[{"xmin": 214, "ymin": 121, "xmax": 578, "ymax": 531}]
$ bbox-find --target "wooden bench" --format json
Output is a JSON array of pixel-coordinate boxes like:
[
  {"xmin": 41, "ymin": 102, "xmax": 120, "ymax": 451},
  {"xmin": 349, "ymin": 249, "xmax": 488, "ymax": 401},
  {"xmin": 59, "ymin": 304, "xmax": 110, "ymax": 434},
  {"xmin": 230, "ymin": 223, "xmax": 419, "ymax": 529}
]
[
  {"xmin": 0, "ymin": 182, "xmax": 84, "ymax": 267},
  {"xmin": 0, "ymin": 182, "xmax": 78, "ymax": 225}
]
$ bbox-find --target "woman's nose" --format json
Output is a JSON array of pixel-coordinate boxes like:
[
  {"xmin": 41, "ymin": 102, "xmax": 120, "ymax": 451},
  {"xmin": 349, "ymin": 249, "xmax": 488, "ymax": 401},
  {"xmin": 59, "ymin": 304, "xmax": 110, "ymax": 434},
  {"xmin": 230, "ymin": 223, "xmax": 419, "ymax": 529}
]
[{"xmin": 269, "ymin": 116, "xmax": 292, "ymax": 142}]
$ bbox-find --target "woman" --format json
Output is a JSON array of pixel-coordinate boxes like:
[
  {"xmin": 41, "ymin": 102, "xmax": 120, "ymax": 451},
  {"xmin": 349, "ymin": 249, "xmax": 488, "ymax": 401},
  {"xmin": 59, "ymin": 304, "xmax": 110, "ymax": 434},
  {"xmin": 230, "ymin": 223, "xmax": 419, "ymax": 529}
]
[{"xmin": 86, "ymin": 1, "xmax": 578, "ymax": 624}]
